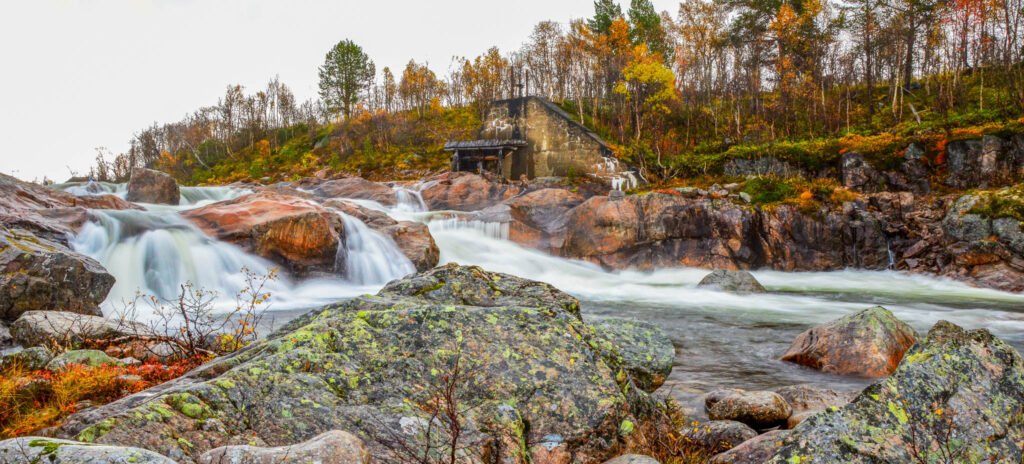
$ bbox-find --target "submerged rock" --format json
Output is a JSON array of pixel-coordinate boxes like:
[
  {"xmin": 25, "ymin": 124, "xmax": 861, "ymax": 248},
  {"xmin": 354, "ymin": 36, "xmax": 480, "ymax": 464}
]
[
  {"xmin": 126, "ymin": 168, "xmax": 180, "ymax": 205},
  {"xmin": 706, "ymin": 390, "xmax": 792, "ymax": 430},
  {"xmin": 781, "ymin": 306, "xmax": 917, "ymax": 377},
  {"xmin": 183, "ymin": 191, "xmax": 340, "ymax": 276},
  {"xmin": 0, "ymin": 227, "xmax": 113, "ymax": 322},
  {"xmin": 697, "ymin": 270, "xmax": 766, "ymax": 293},
  {"xmin": 679, "ymin": 420, "xmax": 758, "ymax": 455},
  {"xmin": 0, "ymin": 437, "xmax": 175, "ymax": 464},
  {"xmin": 11, "ymin": 311, "xmax": 147, "ymax": 348},
  {"xmin": 198, "ymin": 430, "xmax": 371, "ymax": 464},
  {"xmin": 768, "ymin": 321, "xmax": 1024, "ymax": 463},
  {"xmin": 59, "ymin": 264, "xmax": 666, "ymax": 464},
  {"xmin": 591, "ymin": 318, "xmax": 675, "ymax": 392}
]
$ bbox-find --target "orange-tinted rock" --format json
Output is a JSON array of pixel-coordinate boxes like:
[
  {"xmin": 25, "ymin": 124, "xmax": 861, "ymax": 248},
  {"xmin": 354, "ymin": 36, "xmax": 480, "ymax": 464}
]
[
  {"xmin": 183, "ymin": 192, "xmax": 340, "ymax": 275},
  {"xmin": 781, "ymin": 306, "xmax": 917, "ymax": 378},
  {"xmin": 311, "ymin": 177, "xmax": 396, "ymax": 205},
  {"xmin": 420, "ymin": 172, "xmax": 522, "ymax": 211},
  {"xmin": 507, "ymin": 188, "xmax": 583, "ymax": 252}
]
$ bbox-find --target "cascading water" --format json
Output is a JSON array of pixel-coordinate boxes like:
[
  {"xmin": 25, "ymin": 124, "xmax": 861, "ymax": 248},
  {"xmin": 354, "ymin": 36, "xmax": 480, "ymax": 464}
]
[
  {"xmin": 55, "ymin": 181, "xmax": 126, "ymax": 197},
  {"xmin": 334, "ymin": 211, "xmax": 416, "ymax": 285},
  {"xmin": 179, "ymin": 186, "xmax": 246, "ymax": 207},
  {"xmin": 392, "ymin": 185, "xmax": 428, "ymax": 213}
]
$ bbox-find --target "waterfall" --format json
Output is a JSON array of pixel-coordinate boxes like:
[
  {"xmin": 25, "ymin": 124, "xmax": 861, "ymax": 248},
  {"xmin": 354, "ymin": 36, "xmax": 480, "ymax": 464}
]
[
  {"xmin": 393, "ymin": 186, "xmax": 427, "ymax": 213},
  {"xmin": 179, "ymin": 186, "xmax": 247, "ymax": 207},
  {"xmin": 335, "ymin": 212, "xmax": 416, "ymax": 285},
  {"xmin": 427, "ymin": 216, "xmax": 509, "ymax": 240},
  {"xmin": 56, "ymin": 181, "xmax": 126, "ymax": 198},
  {"xmin": 594, "ymin": 158, "xmax": 639, "ymax": 191}
]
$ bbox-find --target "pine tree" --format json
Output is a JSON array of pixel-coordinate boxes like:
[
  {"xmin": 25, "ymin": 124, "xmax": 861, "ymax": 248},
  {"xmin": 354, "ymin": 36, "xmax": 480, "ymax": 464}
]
[
  {"xmin": 318, "ymin": 39, "xmax": 376, "ymax": 120},
  {"xmin": 588, "ymin": 0, "xmax": 624, "ymax": 35}
]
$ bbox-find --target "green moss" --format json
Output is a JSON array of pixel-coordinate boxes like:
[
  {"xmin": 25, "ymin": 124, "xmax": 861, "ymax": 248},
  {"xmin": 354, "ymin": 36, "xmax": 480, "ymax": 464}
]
[
  {"xmin": 971, "ymin": 185, "xmax": 1024, "ymax": 223},
  {"xmin": 742, "ymin": 177, "xmax": 798, "ymax": 205},
  {"xmin": 76, "ymin": 418, "xmax": 116, "ymax": 443}
]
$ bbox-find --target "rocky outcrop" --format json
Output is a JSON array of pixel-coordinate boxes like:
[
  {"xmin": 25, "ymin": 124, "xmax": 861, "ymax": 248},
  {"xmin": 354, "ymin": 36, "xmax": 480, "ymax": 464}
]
[
  {"xmin": 11, "ymin": 311, "xmax": 146, "ymax": 348},
  {"xmin": 591, "ymin": 318, "xmax": 675, "ymax": 393},
  {"xmin": 768, "ymin": 321, "xmax": 1024, "ymax": 463},
  {"xmin": 323, "ymin": 199, "xmax": 439, "ymax": 272},
  {"xmin": 0, "ymin": 437, "xmax": 175, "ymax": 464},
  {"xmin": 841, "ymin": 148, "xmax": 931, "ymax": 195},
  {"xmin": 562, "ymin": 193, "xmax": 889, "ymax": 272},
  {"xmin": 198, "ymin": 431, "xmax": 371, "ymax": 464},
  {"xmin": 127, "ymin": 168, "xmax": 180, "ymax": 205},
  {"xmin": 705, "ymin": 390, "xmax": 792, "ymax": 430},
  {"xmin": 311, "ymin": 177, "xmax": 397, "ymax": 205},
  {"xmin": 781, "ymin": 307, "xmax": 917, "ymax": 377},
  {"xmin": 938, "ymin": 192, "xmax": 1024, "ymax": 291},
  {"xmin": 724, "ymin": 157, "xmax": 805, "ymax": 179},
  {"xmin": 183, "ymin": 192, "xmax": 340, "ymax": 276},
  {"xmin": 420, "ymin": 172, "xmax": 523, "ymax": 211},
  {"xmin": 58, "ymin": 265, "xmax": 668, "ymax": 464},
  {"xmin": 507, "ymin": 188, "xmax": 584, "ymax": 252},
  {"xmin": 0, "ymin": 228, "xmax": 113, "ymax": 322},
  {"xmin": 697, "ymin": 270, "xmax": 766, "ymax": 293},
  {"xmin": 944, "ymin": 134, "xmax": 1024, "ymax": 189}
]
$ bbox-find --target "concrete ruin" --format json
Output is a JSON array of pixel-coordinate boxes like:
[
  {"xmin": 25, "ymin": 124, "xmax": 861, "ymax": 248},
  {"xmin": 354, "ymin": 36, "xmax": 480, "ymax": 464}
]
[{"xmin": 445, "ymin": 97, "xmax": 636, "ymax": 188}]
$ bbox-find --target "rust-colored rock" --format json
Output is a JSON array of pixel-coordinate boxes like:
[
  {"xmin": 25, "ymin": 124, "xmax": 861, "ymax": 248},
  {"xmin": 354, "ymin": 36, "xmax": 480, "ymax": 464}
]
[
  {"xmin": 781, "ymin": 306, "xmax": 917, "ymax": 377},
  {"xmin": 310, "ymin": 177, "xmax": 396, "ymax": 205},
  {"xmin": 183, "ymin": 192, "xmax": 340, "ymax": 275},
  {"xmin": 323, "ymin": 199, "xmax": 439, "ymax": 272},
  {"xmin": 420, "ymin": 172, "xmax": 522, "ymax": 211},
  {"xmin": 507, "ymin": 188, "xmax": 583, "ymax": 252}
]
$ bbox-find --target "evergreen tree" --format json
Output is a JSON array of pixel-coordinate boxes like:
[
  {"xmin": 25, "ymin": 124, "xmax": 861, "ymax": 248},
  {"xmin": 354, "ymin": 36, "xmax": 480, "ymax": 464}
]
[
  {"xmin": 628, "ymin": 0, "xmax": 672, "ymax": 61},
  {"xmin": 318, "ymin": 39, "xmax": 376, "ymax": 119},
  {"xmin": 588, "ymin": 0, "xmax": 624, "ymax": 34}
]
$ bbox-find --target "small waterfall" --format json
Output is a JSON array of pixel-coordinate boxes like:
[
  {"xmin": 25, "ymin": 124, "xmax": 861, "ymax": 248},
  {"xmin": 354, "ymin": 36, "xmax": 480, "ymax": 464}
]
[
  {"xmin": 594, "ymin": 158, "xmax": 639, "ymax": 191},
  {"xmin": 56, "ymin": 181, "xmax": 127, "ymax": 198},
  {"xmin": 335, "ymin": 212, "xmax": 416, "ymax": 285},
  {"xmin": 179, "ymin": 186, "xmax": 247, "ymax": 207},
  {"xmin": 428, "ymin": 216, "xmax": 510, "ymax": 240},
  {"xmin": 393, "ymin": 186, "xmax": 427, "ymax": 213}
]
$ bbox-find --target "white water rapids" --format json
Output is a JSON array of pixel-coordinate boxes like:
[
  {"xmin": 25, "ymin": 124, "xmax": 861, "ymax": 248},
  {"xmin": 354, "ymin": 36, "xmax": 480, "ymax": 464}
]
[{"xmin": 58, "ymin": 181, "xmax": 1024, "ymax": 400}]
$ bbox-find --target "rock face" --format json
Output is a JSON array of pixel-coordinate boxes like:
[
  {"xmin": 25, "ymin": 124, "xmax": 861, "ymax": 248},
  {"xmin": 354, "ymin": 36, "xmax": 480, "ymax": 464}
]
[
  {"xmin": 697, "ymin": 270, "xmax": 766, "ymax": 293},
  {"xmin": 768, "ymin": 321, "xmax": 1024, "ymax": 463},
  {"xmin": 679, "ymin": 420, "xmax": 758, "ymax": 455},
  {"xmin": 311, "ymin": 177, "xmax": 397, "ymax": 206},
  {"xmin": 562, "ymin": 194, "xmax": 889, "ymax": 272},
  {"xmin": 323, "ymin": 199, "xmax": 439, "ymax": 272},
  {"xmin": 0, "ymin": 437, "xmax": 175, "ymax": 464},
  {"xmin": 591, "ymin": 318, "xmax": 675, "ymax": 393},
  {"xmin": 0, "ymin": 228, "xmax": 113, "ymax": 322},
  {"xmin": 507, "ymin": 188, "xmax": 584, "ymax": 252},
  {"xmin": 939, "ymin": 192, "xmax": 1024, "ymax": 292},
  {"xmin": 706, "ymin": 390, "xmax": 792, "ymax": 430},
  {"xmin": 59, "ymin": 265, "xmax": 666, "ymax": 464},
  {"xmin": 11, "ymin": 311, "xmax": 146, "ymax": 348},
  {"xmin": 420, "ymin": 172, "xmax": 523, "ymax": 211},
  {"xmin": 183, "ymin": 192, "xmax": 340, "ymax": 275},
  {"xmin": 944, "ymin": 134, "xmax": 1024, "ymax": 188},
  {"xmin": 198, "ymin": 431, "xmax": 371, "ymax": 464},
  {"xmin": 126, "ymin": 168, "xmax": 180, "ymax": 205},
  {"xmin": 781, "ymin": 306, "xmax": 917, "ymax": 378}
]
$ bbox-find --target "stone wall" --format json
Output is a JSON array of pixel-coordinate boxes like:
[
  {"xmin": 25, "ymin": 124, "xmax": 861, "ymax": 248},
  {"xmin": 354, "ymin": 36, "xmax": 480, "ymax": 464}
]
[{"xmin": 481, "ymin": 97, "xmax": 614, "ymax": 179}]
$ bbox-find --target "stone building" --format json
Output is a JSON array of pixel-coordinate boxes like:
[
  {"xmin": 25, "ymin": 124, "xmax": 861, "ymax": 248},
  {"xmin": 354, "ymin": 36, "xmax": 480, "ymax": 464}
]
[{"xmin": 445, "ymin": 97, "xmax": 636, "ymax": 187}]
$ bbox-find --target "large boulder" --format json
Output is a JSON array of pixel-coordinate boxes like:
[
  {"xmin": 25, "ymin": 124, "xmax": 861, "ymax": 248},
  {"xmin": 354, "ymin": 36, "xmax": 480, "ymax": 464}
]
[
  {"xmin": 710, "ymin": 430, "xmax": 789, "ymax": 464},
  {"xmin": 126, "ymin": 168, "xmax": 180, "ymax": 205},
  {"xmin": 768, "ymin": 321, "xmax": 1024, "ymax": 463},
  {"xmin": 706, "ymin": 390, "xmax": 792, "ymax": 430},
  {"xmin": 0, "ymin": 437, "xmax": 175, "ymax": 463},
  {"xmin": 420, "ymin": 172, "xmax": 522, "ymax": 211},
  {"xmin": 1, "ymin": 346, "xmax": 54, "ymax": 370},
  {"xmin": 781, "ymin": 306, "xmax": 917, "ymax": 377},
  {"xmin": 11, "ymin": 311, "xmax": 147, "ymax": 348},
  {"xmin": 0, "ymin": 228, "xmax": 113, "ymax": 322},
  {"xmin": 591, "ymin": 318, "xmax": 675, "ymax": 393},
  {"xmin": 679, "ymin": 420, "xmax": 758, "ymax": 455},
  {"xmin": 697, "ymin": 270, "xmax": 766, "ymax": 293},
  {"xmin": 507, "ymin": 188, "xmax": 584, "ymax": 252},
  {"xmin": 310, "ymin": 177, "xmax": 397, "ymax": 206},
  {"xmin": 183, "ymin": 192, "xmax": 340, "ymax": 275},
  {"xmin": 58, "ymin": 264, "xmax": 666, "ymax": 464},
  {"xmin": 47, "ymin": 349, "xmax": 123, "ymax": 370},
  {"xmin": 198, "ymin": 430, "xmax": 370, "ymax": 464},
  {"xmin": 323, "ymin": 199, "xmax": 439, "ymax": 272}
]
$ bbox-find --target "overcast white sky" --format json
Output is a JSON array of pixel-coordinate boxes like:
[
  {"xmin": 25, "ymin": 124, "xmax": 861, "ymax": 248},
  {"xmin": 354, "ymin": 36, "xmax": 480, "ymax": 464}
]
[{"xmin": 0, "ymin": 0, "xmax": 678, "ymax": 182}]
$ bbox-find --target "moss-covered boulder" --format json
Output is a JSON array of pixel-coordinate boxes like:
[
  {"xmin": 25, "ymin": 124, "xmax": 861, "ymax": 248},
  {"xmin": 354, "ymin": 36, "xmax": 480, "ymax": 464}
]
[
  {"xmin": 47, "ymin": 349, "xmax": 123, "ymax": 370},
  {"xmin": 768, "ymin": 321, "xmax": 1024, "ymax": 463},
  {"xmin": 781, "ymin": 306, "xmax": 917, "ymax": 378},
  {"xmin": 1, "ymin": 346, "xmax": 53, "ymax": 370},
  {"xmin": 590, "ymin": 318, "xmax": 675, "ymax": 393},
  {"xmin": 0, "ymin": 437, "xmax": 175, "ymax": 463},
  {"xmin": 58, "ymin": 264, "xmax": 666, "ymax": 463}
]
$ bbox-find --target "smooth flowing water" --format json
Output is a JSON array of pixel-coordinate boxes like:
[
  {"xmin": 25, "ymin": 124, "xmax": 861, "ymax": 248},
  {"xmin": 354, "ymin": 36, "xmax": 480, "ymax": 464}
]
[{"xmin": 59, "ymin": 182, "xmax": 1024, "ymax": 406}]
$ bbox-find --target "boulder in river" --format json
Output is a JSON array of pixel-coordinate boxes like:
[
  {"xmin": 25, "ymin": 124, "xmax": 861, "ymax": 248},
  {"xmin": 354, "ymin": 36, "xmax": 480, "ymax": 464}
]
[
  {"xmin": 506, "ymin": 188, "xmax": 584, "ymax": 252},
  {"xmin": 58, "ymin": 264, "xmax": 667, "ymax": 464},
  {"xmin": 710, "ymin": 430, "xmax": 790, "ymax": 464},
  {"xmin": 126, "ymin": 168, "xmax": 180, "ymax": 205},
  {"xmin": 198, "ymin": 430, "xmax": 371, "ymax": 464},
  {"xmin": 780, "ymin": 306, "xmax": 917, "ymax": 377},
  {"xmin": 768, "ymin": 321, "xmax": 1024, "ymax": 463},
  {"xmin": 0, "ymin": 437, "xmax": 175, "ymax": 464},
  {"xmin": 706, "ymin": 390, "xmax": 792, "ymax": 430},
  {"xmin": 697, "ymin": 270, "xmax": 766, "ymax": 293},
  {"xmin": 420, "ymin": 172, "xmax": 522, "ymax": 211},
  {"xmin": 772, "ymin": 384, "xmax": 854, "ymax": 429},
  {"xmin": 310, "ymin": 177, "xmax": 397, "ymax": 206},
  {"xmin": 323, "ymin": 199, "xmax": 439, "ymax": 272},
  {"xmin": 679, "ymin": 420, "xmax": 758, "ymax": 455},
  {"xmin": 591, "ymin": 318, "xmax": 675, "ymax": 393},
  {"xmin": 183, "ymin": 191, "xmax": 341, "ymax": 276},
  {"xmin": 0, "ymin": 227, "xmax": 113, "ymax": 322}
]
